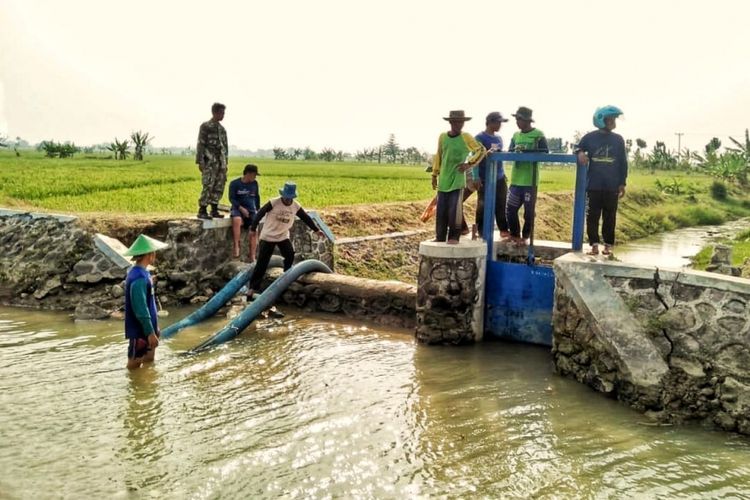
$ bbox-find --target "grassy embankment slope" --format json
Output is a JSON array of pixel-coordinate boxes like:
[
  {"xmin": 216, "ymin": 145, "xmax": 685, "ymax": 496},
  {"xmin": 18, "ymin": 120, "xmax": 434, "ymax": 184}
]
[
  {"xmin": 692, "ymin": 228, "xmax": 750, "ymax": 276},
  {"xmin": 2, "ymin": 151, "xmax": 749, "ymax": 280}
]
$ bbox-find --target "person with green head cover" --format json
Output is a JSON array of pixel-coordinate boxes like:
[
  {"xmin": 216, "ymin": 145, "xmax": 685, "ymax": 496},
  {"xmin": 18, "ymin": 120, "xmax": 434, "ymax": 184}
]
[{"xmin": 123, "ymin": 234, "xmax": 169, "ymax": 370}]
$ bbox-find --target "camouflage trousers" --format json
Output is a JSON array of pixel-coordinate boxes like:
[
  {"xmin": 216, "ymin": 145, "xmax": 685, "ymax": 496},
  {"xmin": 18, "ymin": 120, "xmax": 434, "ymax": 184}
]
[{"xmin": 198, "ymin": 159, "xmax": 227, "ymax": 206}]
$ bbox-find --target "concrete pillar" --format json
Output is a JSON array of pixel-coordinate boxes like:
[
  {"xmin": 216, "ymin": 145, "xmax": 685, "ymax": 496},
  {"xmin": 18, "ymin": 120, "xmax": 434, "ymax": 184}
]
[{"xmin": 415, "ymin": 240, "xmax": 487, "ymax": 344}]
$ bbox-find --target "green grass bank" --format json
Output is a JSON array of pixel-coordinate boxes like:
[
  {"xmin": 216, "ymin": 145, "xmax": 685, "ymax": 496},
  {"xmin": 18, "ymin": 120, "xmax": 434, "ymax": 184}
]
[
  {"xmin": 2, "ymin": 150, "xmax": 750, "ymax": 282},
  {"xmin": 692, "ymin": 229, "xmax": 750, "ymax": 276}
]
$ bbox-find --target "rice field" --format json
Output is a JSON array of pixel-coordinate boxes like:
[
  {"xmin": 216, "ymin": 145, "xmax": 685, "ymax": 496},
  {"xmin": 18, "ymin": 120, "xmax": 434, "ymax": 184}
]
[{"xmin": 0, "ymin": 150, "xmax": 741, "ymax": 215}]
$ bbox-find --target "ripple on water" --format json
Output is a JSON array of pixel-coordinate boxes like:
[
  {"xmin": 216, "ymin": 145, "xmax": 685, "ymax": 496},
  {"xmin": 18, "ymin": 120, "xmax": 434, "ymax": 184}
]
[{"xmin": 1, "ymin": 306, "xmax": 750, "ymax": 498}]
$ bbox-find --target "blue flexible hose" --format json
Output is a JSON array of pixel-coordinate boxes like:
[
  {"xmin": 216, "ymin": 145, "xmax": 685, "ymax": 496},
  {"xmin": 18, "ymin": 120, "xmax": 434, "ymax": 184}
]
[
  {"xmin": 189, "ymin": 259, "xmax": 332, "ymax": 352},
  {"xmin": 160, "ymin": 256, "xmax": 284, "ymax": 339}
]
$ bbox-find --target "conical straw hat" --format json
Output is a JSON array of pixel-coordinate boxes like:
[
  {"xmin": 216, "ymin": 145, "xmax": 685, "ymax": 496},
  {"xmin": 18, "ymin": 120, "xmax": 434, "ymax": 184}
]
[{"xmin": 123, "ymin": 234, "xmax": 169, "ymax": 257}]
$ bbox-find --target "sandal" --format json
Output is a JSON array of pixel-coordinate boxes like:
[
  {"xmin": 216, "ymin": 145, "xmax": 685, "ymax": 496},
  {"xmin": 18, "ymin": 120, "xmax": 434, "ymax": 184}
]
[
  {"xmin": 447, "ymin": 239, "xmax": 459, "ymax": 245},
  {"xmin": 587, "ymin": 245, "xmax": 599, "ymax": 255},
  {"xmin": 602, "ymin": 245, "xmax": 612, "ymax": 256}
]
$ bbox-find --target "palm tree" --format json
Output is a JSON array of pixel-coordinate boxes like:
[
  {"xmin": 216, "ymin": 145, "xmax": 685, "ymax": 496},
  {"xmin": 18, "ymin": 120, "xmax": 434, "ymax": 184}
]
[
  {"xmin": 272, "ymin": 147, "xmax": 287, "ymax": 160},
  {"xmin": 727, "ymin": 129, "xmax": 750, "ymax": 159},
  {"xmin": 319, "ymin": 148, "xmax": 336, "ymax": 162},
  {"xmin": 302, "ymin": 147, "xmax": 317, "ymax": 160},
  {"xmin": 130, "ymin": 131, "xmax": 152, "ymax": 161},
  {"xmin": 109, "ymin": 138, "xmax": 130, "ymax": 160},
  {"xmin": 106, "ymin": 142, "xmax": 119, "ymax": 160}
]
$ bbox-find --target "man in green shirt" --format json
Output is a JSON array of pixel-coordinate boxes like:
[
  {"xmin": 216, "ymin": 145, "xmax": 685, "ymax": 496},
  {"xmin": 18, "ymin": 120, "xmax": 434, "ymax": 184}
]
[
  {"xmin": 431, "ymin": 110, "xmax": 485, "ymax": 243},
  {"xmin": 506, "ymin": 106, "xmax": 548, "ymax": 245},
  {"xmin": 123, "ymin": 234, "xmax": 169, "ymax": 370}
]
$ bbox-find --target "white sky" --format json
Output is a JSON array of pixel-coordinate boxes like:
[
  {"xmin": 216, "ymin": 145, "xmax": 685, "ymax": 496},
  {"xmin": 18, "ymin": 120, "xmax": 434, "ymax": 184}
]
[{"xmin": 1, "ymin": 0, "xmax": 749, "ymax": 154}]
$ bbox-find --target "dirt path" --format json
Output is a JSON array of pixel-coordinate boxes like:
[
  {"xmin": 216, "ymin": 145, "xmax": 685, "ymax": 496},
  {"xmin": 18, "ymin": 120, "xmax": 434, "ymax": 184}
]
[{"xmin": 76, "ymin": 194, "xmax": 578, "ymax": 284}]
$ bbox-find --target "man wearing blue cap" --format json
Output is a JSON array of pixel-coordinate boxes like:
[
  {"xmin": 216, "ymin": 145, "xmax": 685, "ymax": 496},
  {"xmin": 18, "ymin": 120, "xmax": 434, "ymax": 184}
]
[
  {"xmin": 123, "ymin": 234, "xmax": 169, "ymax": 370},
  {"xmin": 473, "ymin": 111, "xmax": 511, "ymax": 238},
  {"xmin": 246, "ymin": 182, "xmax": 325, "ymax": 299},
  {"xmin": 576, "ymin": 105, "xmax": 628, "ymax": 256}
]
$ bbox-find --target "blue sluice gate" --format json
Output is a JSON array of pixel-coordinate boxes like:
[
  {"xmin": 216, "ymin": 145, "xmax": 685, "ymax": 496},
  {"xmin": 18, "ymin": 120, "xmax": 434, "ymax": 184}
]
[
  {"xmin": 481, "ymin": 152, "xmax": 583, "ymax": 347},
  {"xmin": 485, "ymin": 261, "xmax": 556, "ymax": 346}
]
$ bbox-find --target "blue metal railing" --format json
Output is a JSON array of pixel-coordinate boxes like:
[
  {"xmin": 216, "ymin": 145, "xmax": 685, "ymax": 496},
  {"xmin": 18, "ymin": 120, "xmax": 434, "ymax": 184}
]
[
  {"xmin": 484, "ymin": 152, "xmax": 585, "ymax": 255},
  {"xmin": 481, "ymin": 152, "xmax": 584, "ymax": 345}
]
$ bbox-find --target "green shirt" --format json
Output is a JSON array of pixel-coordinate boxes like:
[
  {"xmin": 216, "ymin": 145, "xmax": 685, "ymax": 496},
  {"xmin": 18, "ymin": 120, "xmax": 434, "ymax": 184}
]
[
  {"xmin": 509, "ymin": 128, "xmax": 548, "ymax": 187},
  {"xmin": 432, "ymin": 132, "xmax": 485, "ymax": 192},
  {"xmin": 130, "ymin": 278, "xmax": 155, "ymax": 335}
]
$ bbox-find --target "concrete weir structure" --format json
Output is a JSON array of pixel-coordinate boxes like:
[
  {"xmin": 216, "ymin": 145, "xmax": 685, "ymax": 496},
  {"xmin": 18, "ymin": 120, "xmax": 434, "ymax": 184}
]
[
  {"xmin": 415, "ymin": 240, "xmax": 486, "ymax": 344},
  {"xmin": 553, "ymin": 253, "xmax": 750, "ymax": 433}
]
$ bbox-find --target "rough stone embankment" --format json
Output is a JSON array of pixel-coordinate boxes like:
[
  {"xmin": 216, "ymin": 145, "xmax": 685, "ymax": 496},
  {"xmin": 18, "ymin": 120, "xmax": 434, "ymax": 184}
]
[
  {"xmin": 553, "ymin": 253, "xmax": 750, "ymax": 435},
  {"xmin": 0, "ymin": 210, "xmax": 415, "ymax": 328}
]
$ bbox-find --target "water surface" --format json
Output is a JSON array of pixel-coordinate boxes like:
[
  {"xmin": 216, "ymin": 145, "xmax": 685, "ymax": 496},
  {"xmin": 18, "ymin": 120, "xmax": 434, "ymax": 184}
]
[
  {"xmin": 615, "ymin": 218, "xmax": 750, "ymax": 269},
  {"xmin": 1, "ymin": 306, "xmax": 749, "ymax": 498}
]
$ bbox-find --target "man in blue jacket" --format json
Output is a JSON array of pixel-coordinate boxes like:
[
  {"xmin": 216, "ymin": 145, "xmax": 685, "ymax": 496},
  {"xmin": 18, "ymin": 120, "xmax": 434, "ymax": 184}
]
[
  {"xmin": 123, "ymin": 234, "xmax": 169, "ymax": 370},
  {"xmin": 576, "ymin": 105, "xmax": 628, "ymax": 256}
]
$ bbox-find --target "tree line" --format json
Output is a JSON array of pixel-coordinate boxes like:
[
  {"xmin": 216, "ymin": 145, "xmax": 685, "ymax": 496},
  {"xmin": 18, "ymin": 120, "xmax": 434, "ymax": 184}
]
[
  {"xmin": 20, "ymin": 131, "xmax": 154, "ymax": 161},
  {"xmin": 625, "ymin": 130, "xmax": 750, "ymax": 187},
  {"xmin": 5, "ymin": 128, "xmax": 748, "ymax": 185},
  {"xmin": 272, "ymin": 134, "xmax": 429, "ymax": 164}
]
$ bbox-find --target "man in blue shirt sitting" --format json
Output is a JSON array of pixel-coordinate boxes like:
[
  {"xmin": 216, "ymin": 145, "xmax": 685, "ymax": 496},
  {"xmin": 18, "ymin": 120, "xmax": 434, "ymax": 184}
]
[
  {"xmin": 576, "ymin": 105, "xmax": 628, "ymax": 256},
  {"xmin": 229, "ymin": 164, "xmax": 261, "ymax": 261}
]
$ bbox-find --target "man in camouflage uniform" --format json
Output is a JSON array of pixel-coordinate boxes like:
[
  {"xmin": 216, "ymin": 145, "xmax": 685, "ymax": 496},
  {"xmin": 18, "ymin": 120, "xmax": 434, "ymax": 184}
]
[{"xmin": 195, "ymin": 102, "xmax": 228, "ymax": 219}]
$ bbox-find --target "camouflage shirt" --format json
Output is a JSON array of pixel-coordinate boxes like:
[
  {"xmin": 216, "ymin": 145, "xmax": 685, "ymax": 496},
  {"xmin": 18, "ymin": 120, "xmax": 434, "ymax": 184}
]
[{"xmin": 195, "ymin": 120, "xmax": 228, "ymax": 164}]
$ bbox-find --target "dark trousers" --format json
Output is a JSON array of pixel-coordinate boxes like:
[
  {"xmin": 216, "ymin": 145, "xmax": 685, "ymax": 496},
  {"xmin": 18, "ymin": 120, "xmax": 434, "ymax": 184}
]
[
  {"xmin": 476, "ymin": 177, "xmax": 509, "ymax": 237},
  {"xmin": 506, "ymin": 185, "xmax": 535, "ymax": 239},
  {"xmin": 586, "ymin": 190, "xmax": 619, "ymax": 246},
  {"xmin": 248, "ymin": 239, "xmax": 295, "ymax": 290},
  {"xmin": 435, "ymin": 189, "xmax": 463, "ymax": 242}
]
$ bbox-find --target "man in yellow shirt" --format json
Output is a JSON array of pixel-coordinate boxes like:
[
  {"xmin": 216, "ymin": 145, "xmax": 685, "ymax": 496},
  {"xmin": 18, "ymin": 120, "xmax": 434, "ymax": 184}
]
[{"xmin": 431, "ymin": 110, "xmax": 486, "ymax": 244}]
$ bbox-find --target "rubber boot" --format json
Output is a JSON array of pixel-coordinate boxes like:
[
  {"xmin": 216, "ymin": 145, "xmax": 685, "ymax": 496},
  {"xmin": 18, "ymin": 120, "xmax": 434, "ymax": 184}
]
[
  {"xmin": 197, "ymin": 206, "xmax": 211, "ymax": 220},
  {"xmin": 210, "ymin": 204, "xmax": 224, "ymax": 218}
]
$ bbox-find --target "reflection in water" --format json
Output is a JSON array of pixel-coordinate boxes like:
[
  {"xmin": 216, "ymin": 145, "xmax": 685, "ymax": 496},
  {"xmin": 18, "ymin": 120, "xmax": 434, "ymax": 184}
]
[
  {"xmin": 120, "ymin": 367, "xmax": 166, "ymax": 493},
  {"xmin": 1, "ymin": 306, "xmax": 749, "ymax": 498},
  {"xmin": 616, "ymin": 218, "xmax": 750, "ymax": 269}
]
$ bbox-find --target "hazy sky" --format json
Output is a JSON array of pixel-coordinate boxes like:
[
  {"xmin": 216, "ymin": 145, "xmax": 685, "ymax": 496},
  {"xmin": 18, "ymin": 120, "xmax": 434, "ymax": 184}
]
[{"xmin": 1, "ymin": 0, "xmax": 748, "ymax": 154}]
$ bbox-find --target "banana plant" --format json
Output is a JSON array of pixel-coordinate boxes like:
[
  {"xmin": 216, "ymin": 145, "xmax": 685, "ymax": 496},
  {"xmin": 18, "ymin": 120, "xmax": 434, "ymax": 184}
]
[{"xmin": 130, "ymin": 131, "xmax": 152, "ymax": 161}]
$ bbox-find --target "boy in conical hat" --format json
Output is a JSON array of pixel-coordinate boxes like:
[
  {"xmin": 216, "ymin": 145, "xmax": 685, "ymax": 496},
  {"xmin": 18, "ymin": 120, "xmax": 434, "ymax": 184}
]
[{"xmin": 123, "ymin": 234, "xmax": 169, "ymax": 370}]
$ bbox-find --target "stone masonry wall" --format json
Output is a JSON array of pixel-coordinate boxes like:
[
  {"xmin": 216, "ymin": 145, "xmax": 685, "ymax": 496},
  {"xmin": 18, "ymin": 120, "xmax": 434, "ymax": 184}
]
[
  {"xmin": 553, "ymin": 254, "xmax": 750, "ymax": 435},
  {"xmin": 158, "ymin": 218, "xmax": 334, "ymax": 306},
  {"xmin": 1, "ymin": 211, "xmax": 413, "ymax": 328},
  {"xmin": 0, "ymin": 212, "xmax": 128, "ymax": 315},
  {"xmin": 415, "ymin": 241, "xmax": 486, "ymax": 344}
]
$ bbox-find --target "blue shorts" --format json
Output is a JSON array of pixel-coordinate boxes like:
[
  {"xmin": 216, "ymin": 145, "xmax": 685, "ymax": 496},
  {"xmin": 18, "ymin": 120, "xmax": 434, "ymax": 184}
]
[{"xmin": 231, "ymin": 209, "xmax": 256, "ymax": 228}]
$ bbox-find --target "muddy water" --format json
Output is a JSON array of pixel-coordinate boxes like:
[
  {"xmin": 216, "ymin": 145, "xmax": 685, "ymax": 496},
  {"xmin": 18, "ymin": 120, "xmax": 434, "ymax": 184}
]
[
  {"xmin": 615, "ymin": 218, "xmax": 750, "ymax": 269},
  {"xmin": 1, "ymin": 305, "xmax": 749, "ymax": 498}
]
